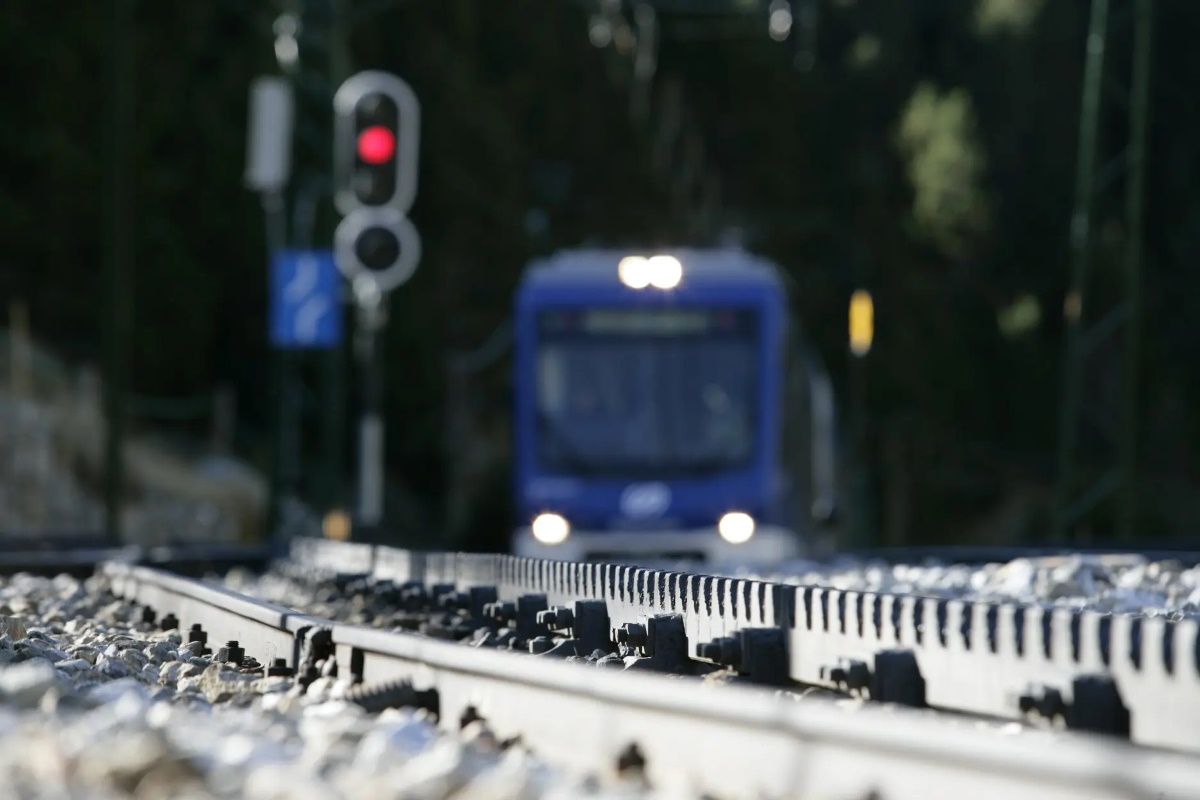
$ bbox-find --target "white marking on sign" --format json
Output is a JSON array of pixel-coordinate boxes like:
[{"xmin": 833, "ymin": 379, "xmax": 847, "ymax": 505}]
[
  {"xmin": 294, "ymin": 296, "xmax": 330, "ymax": 341},
  {"xmin": 284, "ymin": 256, "xmax": 319, "ymax": 303}
]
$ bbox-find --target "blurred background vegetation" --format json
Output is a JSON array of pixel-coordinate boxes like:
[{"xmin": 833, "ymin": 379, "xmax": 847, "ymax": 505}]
[{"xmin": 3, "ymin": 0, "xmax": 1198, "ymax": 551}]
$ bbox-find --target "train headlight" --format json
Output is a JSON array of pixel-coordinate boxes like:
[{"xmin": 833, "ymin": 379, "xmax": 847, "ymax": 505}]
[
  {"xmin": 618, "ymin": 256, "xmax": 651, "ymax": 289},
  {"xmin": 647, "ymin": 255, "xmax": 682, "ymax": 289},
  {"xmin": 619, "ymin": 255, "xmax": 682, "ymax": 290},
  {"xmin": 717, "ymin": 512, "xmax": 755, "ymax": 544},
  {"xmin": 531, "ymin": 513, "xmax": 570, "ymax": 545}
]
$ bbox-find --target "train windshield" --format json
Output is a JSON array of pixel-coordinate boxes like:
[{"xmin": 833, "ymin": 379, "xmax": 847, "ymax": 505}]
[{"xmin": 534, "ymin": 306, "xmax": 759, "ymax": 477}]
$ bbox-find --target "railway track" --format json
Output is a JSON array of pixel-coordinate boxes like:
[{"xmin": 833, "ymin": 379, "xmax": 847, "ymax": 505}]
[
  {"xmin": 279, "ymin": 539, "xmax": 1200, "ymax": 751},
  {"xmin": 75, "ymin": 539, "xmax": 1199, "ymax": 799}
]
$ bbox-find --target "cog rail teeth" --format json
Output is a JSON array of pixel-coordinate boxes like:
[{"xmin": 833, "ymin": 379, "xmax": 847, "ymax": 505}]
[{"xmin": 284, "ymin": 539, "xmax": 1200, "ymax": 755}]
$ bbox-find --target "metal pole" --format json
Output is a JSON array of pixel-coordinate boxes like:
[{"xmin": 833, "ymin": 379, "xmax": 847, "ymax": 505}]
[
  {"xmin": 292, "ymin": 177, "xmax": 322, "ymax": 251},
  {"xmin": 354, "ymin": 280, "xmax": 386, "ymax": 534},
  {"xmin": 263, "ymin": 189, "xmax": 289, "ymax": 539},
  {"xmin": 330, "ymin": 0, "xmax": 352, "ymax": 86},
  {"xmin": 1054, "ymin": 0, "xmax": 1109, "ymax": 542},
  {"xmin": 1117, "ymin": 0, "xmax": 1153, "ymax": 540},
  {"xmin": 847, "ymin": 349, "xmax": 872, "ymax": 549},
  {"xmin": 280, "ymin": 351, "xmax": 301, "ymax": 490},
  {"xmin": 324, "ymin": 0, "xmax": 353, "ymax": 515},
  {"xmin": 103, "ymin": 0, "xmax": 135, "ymax": 546}
]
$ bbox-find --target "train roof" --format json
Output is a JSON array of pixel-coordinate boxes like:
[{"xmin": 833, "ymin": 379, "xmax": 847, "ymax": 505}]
[{"xmin": 519, "ymin": 247, "xmax": 787, "ymax": 290}]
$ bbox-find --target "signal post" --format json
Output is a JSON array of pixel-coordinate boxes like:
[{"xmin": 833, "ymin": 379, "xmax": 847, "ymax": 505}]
[
  {"xmin": 847, "ymin": 289, "xmax": 875, "ymax": 550},
  {"xmin": 332, "ymin": 71, "xmax": 422, "ymax": 536}
]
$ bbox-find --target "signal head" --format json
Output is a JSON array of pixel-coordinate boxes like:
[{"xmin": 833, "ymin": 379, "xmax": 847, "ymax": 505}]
[
  {"xmin": 334, "ymin": 71, "xmax": 421, "ymax": 215},
  {"xmin": 349, "ymin": 93, "xmax": 398, "ymax": 205}
]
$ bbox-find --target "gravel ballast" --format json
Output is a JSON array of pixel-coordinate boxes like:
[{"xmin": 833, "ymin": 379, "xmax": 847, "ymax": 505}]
[
  {"xmin": 0, "ymin": 571, "xmax": 656, "ymax": 799},
  {"xmin": 723, "ymin": 552, "xmax": 1200, "ymax": 619}
]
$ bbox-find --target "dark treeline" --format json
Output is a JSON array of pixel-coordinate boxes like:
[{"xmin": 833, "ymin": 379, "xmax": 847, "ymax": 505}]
[{"xmin": 3, "ymin": 0, "xmax": 1199, "ymax": 549}]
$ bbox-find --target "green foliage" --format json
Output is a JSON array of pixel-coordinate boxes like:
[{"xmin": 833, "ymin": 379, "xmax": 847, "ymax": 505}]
[
  {"xmin": 895, "ymin": 82, "xmax": 990, "ymax": 258},
  {"xmin": 997, "ymin": 295, "xmax": 1042, "ymax": 339},
  {"xmin": 974, "ymin": 0, "xmax": 1046, "ymax": 37}
]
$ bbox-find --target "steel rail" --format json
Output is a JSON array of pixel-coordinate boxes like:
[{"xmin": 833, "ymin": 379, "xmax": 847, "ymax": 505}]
[
  {"xmin": 287, "ymin": 539, "xmax": 1200, "ymax": 755},
  {"xmin": 100, "ymin": 560, "xmax": 1200, "ymax": 800}
]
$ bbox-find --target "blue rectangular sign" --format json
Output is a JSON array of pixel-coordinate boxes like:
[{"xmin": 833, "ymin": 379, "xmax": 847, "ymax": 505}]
[{"xmin": 270, "ymin": 249, "xmax": 343, "ymax": 349}]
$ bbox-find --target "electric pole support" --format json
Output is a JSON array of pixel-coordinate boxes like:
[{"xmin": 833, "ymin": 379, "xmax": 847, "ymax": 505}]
[
  {"xmin": 1054, "ymin": 0, "xmax": 1154, "ymax": 542},
  {"xmin": 103, "ymin": 0, "xmax": 135, "ymax": 546}
]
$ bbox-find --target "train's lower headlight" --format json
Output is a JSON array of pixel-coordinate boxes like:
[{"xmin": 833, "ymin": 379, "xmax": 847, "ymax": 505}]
[
  {"xmin": 531, "ymin": 513, "xmax": 570, "ymax": 545},
  {"xmin": 717, "ymin": 512, "xmax": 755, "ymax": 544}
]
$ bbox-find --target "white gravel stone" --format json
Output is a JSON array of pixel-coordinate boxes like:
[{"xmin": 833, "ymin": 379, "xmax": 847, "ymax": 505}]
[
  {"xmin": 0, "ymin": 658, "xmax": 61, "ymax": 707},
  {"xmin": 720, "ymin": 553, "xmax": 1200, "ymax": 619},
  {"xmin": 0, "ymin": 571, "xmax": 657, "ymax": 799},
  {"xmin": 144, "ymin": 640, "xmax": 176, "ymax": 665},
  {"xmin": 55, "ymin": 657, "xmax": 91, "ymax": 673}
]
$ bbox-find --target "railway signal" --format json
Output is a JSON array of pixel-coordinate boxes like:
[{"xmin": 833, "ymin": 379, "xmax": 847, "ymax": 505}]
[
  {"xmin": 333, "ymin": 70, "xmax": 422, "ymax": 292},
  {"xmin": 332, "ymin": 70, "xmax": 423, "ymax": 532}
]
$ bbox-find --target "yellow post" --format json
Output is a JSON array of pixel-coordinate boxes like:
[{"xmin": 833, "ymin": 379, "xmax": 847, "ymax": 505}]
[
  {"xmin": 847, "ymin": 288, "xmax": 875, "ymax": 548},
  {"xmin": 849, "ymin": 289, "xmax": 874, "ymax": 356}
]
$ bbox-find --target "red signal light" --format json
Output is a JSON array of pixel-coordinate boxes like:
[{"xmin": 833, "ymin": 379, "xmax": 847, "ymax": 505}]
[{"xmin": 357, "ymin": 125, "xmax": 396, "ymax": 164}]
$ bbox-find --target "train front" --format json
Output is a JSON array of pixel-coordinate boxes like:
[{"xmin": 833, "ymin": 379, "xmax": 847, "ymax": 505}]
[{"xmin": 510, "ymin": 248, "xmax": 803, "ymax": 565}]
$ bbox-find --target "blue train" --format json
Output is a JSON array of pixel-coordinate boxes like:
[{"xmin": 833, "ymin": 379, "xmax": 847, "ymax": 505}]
[{"xmin": 510, "ymin": 247, "xmax": 838, "ymax": 564}]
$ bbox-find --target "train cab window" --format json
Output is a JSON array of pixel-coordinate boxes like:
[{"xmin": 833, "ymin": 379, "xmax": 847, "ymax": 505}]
[{"xmin": 533, "ymin": 306, "xmax": 759, "ymax": 477}]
